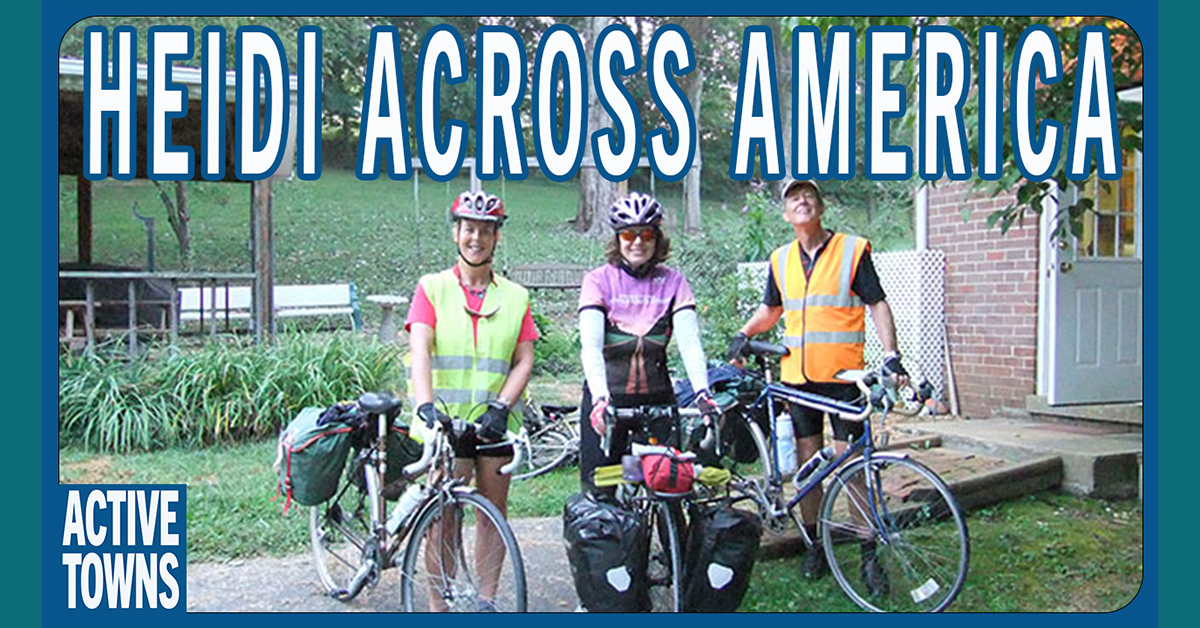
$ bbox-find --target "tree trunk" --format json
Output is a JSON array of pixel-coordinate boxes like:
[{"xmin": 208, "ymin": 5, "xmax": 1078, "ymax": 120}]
[
  {"xmin": 776, "ymin": 19, "xmax": 793, "ymax": 188},
  {"xmin": 575, "ymin": 16, "xmax": 619, "ymax": 236},
  {"xmin": 155, "ymin": 180, "xmax": 194, "ymax": 271},
  {"xmin": 681, "ymin": 17, "xmax": 705, "ymax": 235}
]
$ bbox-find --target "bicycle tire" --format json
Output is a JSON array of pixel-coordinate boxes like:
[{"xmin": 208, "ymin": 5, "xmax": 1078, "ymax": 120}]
[
  {"xmin": 645, "ymin": 500, "xmax": 684, "ymax": 613},
  {"xmin": 513, "ymin": 427, "xmax": 574, "ymax": 481},
  {"xmin": 740, "ymin": 418, "xmax": 774, "ymax": 485},
  {"xmin": 819, "ymin": 456, "xmax": 969, "ymax": 612},
  {"xmin": 310, "ymin": 486, "xmax": 374, "ymax": 601},
  {"xmin": 400, "ymin": 489, "xmax": 528, "ymax": 612}
]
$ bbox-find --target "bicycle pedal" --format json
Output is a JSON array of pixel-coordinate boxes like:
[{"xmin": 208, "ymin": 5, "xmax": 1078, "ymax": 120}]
[{"xmin": 765, "ymin": 515, "xmax": 790, "ymax": 535}]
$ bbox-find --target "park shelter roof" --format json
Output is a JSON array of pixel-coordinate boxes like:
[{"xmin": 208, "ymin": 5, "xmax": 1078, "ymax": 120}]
[
  {"xmin": 58, "ymin": 56, "xmax": 300, "ymax": 343},
  {"xmin": 57, "ymin": 56, "xmax": 298, "ymax": 182}
]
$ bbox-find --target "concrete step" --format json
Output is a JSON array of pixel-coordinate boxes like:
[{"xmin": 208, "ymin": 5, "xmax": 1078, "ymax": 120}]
[
  {"xmin": 891, "ymin": 417, "xmax": 1141, "ymax": 499},
  {"xmin": 1025, "ymin": 395, "xmax": 1143, "ymax": 428},
  {"xmin": 757, "ymin": 443, "xmax": 1064, "ymax": 559}
]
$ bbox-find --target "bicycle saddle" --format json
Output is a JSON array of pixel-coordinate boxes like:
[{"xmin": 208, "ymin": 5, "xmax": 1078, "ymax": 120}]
[
  {"xmin": 357, "ymin": 391, "xmax": 403, "ymax": 416},
  {"xmin": 744, "ymin": 339, "xmax": 789, "ymax": 357},
  {"xmin": 541, "ymin": 404, "xmax": 578, "ymax": 416}
]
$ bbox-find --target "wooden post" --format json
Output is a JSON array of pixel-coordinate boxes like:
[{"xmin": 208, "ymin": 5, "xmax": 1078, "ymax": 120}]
[
  {"xmin": 252, "ymin": 180, "xmax": 275, "ymax": 344},
  {"xmin": 469, "ymin": 158, "xmax": 481, "ymax": 193},
  {"xmin": 413, "ymin": 170, "xmax": 420, "ymax": 219},
  {"xmin": 77, "ymin": 175, "xmax": 93, "ymax": 264},
  {"xmin": 84, "ymin": 281, "xmax": 96, "ymax": 354},
  {"xmin": 169, "ymin": 278, "xmax": 179, "ymax": 350},
  {"xmin": 209, "ymin": 281, "xmax": 219, "ymax": 339},
  {"xmin": 127, "ymin": 279, "xmax": 138, "ymax": 356}
]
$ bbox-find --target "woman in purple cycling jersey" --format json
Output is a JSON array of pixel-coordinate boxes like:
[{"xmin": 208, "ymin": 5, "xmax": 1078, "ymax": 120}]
[{"xmin": 576, "ymin": 192, "xmax": 720, "ymax": 494}]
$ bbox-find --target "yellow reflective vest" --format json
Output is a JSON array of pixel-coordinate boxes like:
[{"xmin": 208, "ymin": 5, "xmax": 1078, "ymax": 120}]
[
  {"xmin": 770, "ymin": 233, "xmax": 869, "ymax": 384},
  {"xmin": 407, "ymin": 269, "xmax": 529, "ymax": 436}
]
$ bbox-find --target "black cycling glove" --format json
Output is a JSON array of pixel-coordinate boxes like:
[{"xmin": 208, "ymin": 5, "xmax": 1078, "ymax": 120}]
[
  {"xmin": 476, "ymin": 401, "xmax": 510, "ymax": 442},
  {"xmin": 882, "ymin": 353, "xmax": 909, "ymax": 379},
  {"xmin": 726, "ymin": 332, "xmax": 750, "ymax": 362},
  {"xmin": 417, "ymin": 402, "xmax": 450, "ymax": 428}
]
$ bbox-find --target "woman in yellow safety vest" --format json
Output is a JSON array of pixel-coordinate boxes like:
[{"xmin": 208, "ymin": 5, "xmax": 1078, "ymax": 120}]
[{"xmin": 405, "ymin": 190, "xmax": 539, "ymax": 612}]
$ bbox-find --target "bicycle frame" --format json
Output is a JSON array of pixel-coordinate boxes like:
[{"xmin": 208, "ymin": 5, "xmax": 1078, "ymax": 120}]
[
  {"xmin": 318, "ymin": 417, "xmax": 525, "ymax": 596},
  {"xmin": 750, "ymin": 377, "xmax": 909, "ymax": 548}
]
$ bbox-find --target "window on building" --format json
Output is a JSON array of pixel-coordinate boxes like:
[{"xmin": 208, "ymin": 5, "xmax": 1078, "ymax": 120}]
[{"xmin": 1076, "ymin": 150, "xmax": 1141, "ymax": 259}]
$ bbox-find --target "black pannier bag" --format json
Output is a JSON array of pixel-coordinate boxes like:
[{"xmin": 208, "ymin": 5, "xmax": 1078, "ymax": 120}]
[
  {"xmin": 563, "ymin": 492, "xmax": 651, "ymax": 612},
  {"xmin": 682, "ymin": 503, "xmax": 763, "ymax": 612}
]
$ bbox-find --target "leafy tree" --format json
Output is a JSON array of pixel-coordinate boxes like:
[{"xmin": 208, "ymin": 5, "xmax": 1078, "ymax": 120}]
[{"xmin": 949, "ymin": 16, "xmax": 1142, "ymax": 239}]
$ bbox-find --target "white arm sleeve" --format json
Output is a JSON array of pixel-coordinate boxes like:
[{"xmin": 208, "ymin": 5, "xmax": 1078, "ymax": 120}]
[
  {"xmin": 672, "ymin": 307, "xmax": 710, "ymax": 396},
  {"xmin": 579, "ymin": 308, "xmax": 610, "ymax": 400}
]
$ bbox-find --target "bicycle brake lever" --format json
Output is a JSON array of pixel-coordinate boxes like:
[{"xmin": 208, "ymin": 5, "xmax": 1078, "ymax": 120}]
[{"xmin": 602, "ymin": 422, "xmax": 613, "ymax": 458}]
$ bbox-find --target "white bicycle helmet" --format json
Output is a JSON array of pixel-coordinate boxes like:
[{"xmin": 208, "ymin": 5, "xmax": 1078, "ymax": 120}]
[
  {"xmin": 450, "ymin": 191, "xmax": 507, "ymax": 225},
  {"xmin": 609, "ymin": 192, "xmax": 664, "ymax": 230}
]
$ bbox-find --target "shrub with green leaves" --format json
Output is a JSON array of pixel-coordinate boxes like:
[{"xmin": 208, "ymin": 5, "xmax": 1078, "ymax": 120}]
[
  {"xmin": 530, "ymin": 310, "xmax": 580, "ymax": 376},
  {"xmin": 59, "ymin": 332, "xmax": 403, "ymax": 453}
]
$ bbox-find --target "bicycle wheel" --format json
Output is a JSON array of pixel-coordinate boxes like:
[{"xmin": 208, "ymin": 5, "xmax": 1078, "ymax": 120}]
[
  {"xmin": 819, "ymin": 456, "xmax": 969, "ymax": 612},
  {"xmin": 400, "ymin": 490, "xmax": 527, "ymax": 612},
  {"xmin": 310, "ymin": 487, "xmax": 373, "ymax": 601},
  {"xmin": 737, "ymin": 418, "xmax": 774, "ymax": 485},
  {"xmin": 645, "ymin": 500, "xmax": 684, "ymax": 612},
  {"xmin": 514, "ymin": 427, "xmax": 574, "ymax": 481}
]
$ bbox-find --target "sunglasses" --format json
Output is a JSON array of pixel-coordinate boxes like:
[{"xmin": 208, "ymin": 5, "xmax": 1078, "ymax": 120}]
[
  {"xmin": 464, "ymin": 302, "xmax": 501, "ymax": 319},
  {"xmin": 619, "ymin": 228, "xmax": 658, "ymax": 243}
]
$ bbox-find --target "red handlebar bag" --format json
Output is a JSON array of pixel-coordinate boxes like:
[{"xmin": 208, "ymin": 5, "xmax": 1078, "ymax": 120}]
[{"xmin": 640, "ymin": 449, "xmax": 695, "ymax": 494}]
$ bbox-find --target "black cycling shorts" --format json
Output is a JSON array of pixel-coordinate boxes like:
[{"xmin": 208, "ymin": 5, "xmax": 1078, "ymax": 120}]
[
  {"xmin": 789, "ymin": 381, "xmax": 865, "ymax": 442},
  {"xmin": 451, "ymin": 426, "xmax": 514, "ymax": 459}
]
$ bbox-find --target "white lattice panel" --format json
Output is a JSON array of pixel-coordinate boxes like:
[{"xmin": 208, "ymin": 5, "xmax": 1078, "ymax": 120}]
[{"xmin": 737, "ymin": 249, "xmax": 946, "ymax": 399}]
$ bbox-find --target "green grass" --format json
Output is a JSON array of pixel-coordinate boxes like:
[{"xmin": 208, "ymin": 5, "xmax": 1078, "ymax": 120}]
[
  {"xmin": 507, "ymin": 465, "xmax": 579, "ymax": 519},
  {"xmin": 59, "ymin": 440, "xmax": 303, "ymax": 563},
  {"xmin": 58, "ymin": 169, "xmax": 911, "ymax": 333},
  {"xmin": 745, "ymin": 492, "xmax": 1143, "ymax": 613},
  {"xmin": 59, "ymin": 171, "xmax": 753, "ymax": 320}
]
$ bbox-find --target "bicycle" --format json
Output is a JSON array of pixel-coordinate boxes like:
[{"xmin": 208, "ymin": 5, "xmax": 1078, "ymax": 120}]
[
  {"xmin": 597, "ymin": 404, "xmax": 707, "ymax": 613},
  {"xmin": 308, "ymin": 392, "xmax": 529, "ymax": 612},
  {"xmin": 722, "ymin": 340, "xmax": 970, "ymax": 613},
  {"xmin": 513, "ymin": 402, "xmax": 580, "ymax": 481}
]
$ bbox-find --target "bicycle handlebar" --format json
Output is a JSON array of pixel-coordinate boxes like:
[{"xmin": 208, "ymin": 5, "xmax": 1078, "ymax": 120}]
[
  {"xmin": 497, "ymin": 427, "xmax": 527, "ymax": 475},
  {"xmin": 401, "ymin": 420, "xmax": 527, "ymax": 478},
  {"xmin": 601, "ymin": 405, "xmax": 702, "ymax": 458},
  {"xmin": 840, "ymin": 369, "xmax": 930, "ymax": 419}
]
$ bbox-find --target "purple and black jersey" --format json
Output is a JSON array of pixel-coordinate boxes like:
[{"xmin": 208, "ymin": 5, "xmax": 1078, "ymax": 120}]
[{"xmin": 579, "ymin": 264, "xmax": 696, "ymax": 403}]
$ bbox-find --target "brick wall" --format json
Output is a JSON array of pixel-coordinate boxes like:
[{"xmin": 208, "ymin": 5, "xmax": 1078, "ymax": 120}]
[{"xmin": 926, "ymin": 181, "xmax": 1039, "ymax": 417}]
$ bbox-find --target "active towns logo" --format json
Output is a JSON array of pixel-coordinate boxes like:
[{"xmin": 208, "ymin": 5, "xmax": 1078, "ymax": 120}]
[{"xmin": 54, "ymin": 485, "xmax": 186, "ymax": 612}]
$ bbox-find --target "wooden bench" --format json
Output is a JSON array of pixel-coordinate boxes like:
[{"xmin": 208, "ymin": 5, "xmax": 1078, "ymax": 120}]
[
  {"xmin": 507, "ymin": 264, "xmax": 591, "ymax": 291},
  {"xmin": 178, "ymin": 283, "xmax": 362, "ymax": 330}
]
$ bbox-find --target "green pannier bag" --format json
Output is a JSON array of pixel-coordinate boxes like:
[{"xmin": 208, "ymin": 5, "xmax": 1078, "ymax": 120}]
[
  {"xmin": 351, "ymin": 419, "xmax": 425, "ymax": 497},
  {"xmin": 275, "ymin": 406, "xmax": 355, "ymax": 511},
  {"xmin": 383, "ymin": 421, "xmax": 424, "ymax": 485}
]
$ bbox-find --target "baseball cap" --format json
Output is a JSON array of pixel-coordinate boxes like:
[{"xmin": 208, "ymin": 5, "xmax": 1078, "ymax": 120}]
[{"xmin": 780, "ymin": 178, "xmax": 822, "ymax": 202}]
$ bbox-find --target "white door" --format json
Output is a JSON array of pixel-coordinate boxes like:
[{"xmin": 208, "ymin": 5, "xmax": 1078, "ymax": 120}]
[{"xmin": 1045, "ymin": 151, "xmax": 1143, "ymax": 405}]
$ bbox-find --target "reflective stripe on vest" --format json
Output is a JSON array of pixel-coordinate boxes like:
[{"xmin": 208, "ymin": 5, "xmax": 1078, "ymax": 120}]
[
  {"xmin": 771, "ymin": 234, "xmax": 868, "ymax": 384},
  {"xmin": 406, "ymin": 269, "xmax": 529, "ymax": 437}
]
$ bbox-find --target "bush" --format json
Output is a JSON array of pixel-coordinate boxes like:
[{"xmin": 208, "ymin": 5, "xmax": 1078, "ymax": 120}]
[
  {"xmin": 59, "ymin": 332, "xmax": 403, "ymax": 453},
  {"xmin": 531, "ymin": 310, "xmax": 580, "ymax": 376}
]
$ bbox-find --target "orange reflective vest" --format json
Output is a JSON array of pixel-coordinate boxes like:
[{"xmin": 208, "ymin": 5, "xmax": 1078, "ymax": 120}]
[{"xmin": 770, "ymin": 233, "xmax": 869, "ymax": 384}]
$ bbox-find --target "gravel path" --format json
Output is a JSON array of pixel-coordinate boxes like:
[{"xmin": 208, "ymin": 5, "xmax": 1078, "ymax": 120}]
[{"xmin": 187, "ymin": 517, "xmax": 579, "ymax": 613}]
